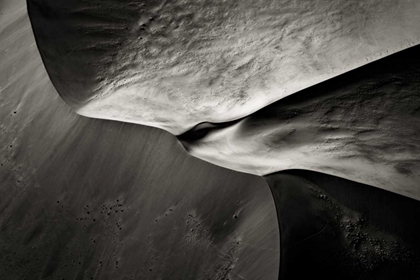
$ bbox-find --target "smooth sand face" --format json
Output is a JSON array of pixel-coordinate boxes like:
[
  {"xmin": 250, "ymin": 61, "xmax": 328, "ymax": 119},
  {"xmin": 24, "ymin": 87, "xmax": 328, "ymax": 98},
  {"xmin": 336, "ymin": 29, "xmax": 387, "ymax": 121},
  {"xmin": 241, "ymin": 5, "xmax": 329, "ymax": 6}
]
[{"xmin": 29, "ymin": 0, "xmax": 420, "ymax": 134}]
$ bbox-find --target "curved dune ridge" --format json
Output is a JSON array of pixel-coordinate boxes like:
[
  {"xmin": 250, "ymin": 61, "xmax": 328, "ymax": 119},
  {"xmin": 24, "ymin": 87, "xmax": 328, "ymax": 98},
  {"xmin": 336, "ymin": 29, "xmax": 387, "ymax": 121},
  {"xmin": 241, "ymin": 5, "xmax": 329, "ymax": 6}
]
[
  {"xmin": 179, "ymin": 45, "xmax": 420, "ymax": 200},
  {"xmin": 28, "ymin": 0, "xmax": 420, "ymax": 134},
  {"xmin": 28, "ymin": 0, "xmax": 420, "ymax": 200}
]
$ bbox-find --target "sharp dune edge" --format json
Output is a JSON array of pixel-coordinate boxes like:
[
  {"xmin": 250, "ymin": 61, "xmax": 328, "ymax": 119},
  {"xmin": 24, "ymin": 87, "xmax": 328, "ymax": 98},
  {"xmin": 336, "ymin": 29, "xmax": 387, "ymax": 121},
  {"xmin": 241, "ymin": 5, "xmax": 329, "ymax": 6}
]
[{"xmin": 0, "ymin": 0, "xmax": 418, "ymax": 279}]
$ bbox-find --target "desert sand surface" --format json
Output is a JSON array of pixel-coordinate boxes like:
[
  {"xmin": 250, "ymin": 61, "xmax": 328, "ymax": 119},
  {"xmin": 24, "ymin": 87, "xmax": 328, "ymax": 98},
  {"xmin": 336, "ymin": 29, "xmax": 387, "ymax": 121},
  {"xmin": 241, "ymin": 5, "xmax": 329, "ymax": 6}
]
[
  {"xmin": 28, "ymin": 0, "xmax": 420, "ymax": 134},
  {"xmin": 4, "ymin": 0, "xmax": 420, "ymax": 279},
  {"xmin": 0, "ymin": 1, "xmax": 279, "ymax": 279},
  {"xmin": 180, "ymin": 44, "xmax": 420, "ymax": 201},
  {"xmin": 267, "ymin": 170, "xmax": 420, "ymax": 279},
  {"xmin": 28, "ymin": 0, "xmax": 420, "ymax": 200}
]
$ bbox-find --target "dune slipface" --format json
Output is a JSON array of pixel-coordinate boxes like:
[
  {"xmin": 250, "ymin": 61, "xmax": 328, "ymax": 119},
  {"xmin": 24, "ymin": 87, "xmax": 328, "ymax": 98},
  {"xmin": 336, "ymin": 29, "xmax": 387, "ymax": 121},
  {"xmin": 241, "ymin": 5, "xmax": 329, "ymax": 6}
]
[{"xmin": 28, "ymin": 0, "xmax": 420, "ymax": 134}]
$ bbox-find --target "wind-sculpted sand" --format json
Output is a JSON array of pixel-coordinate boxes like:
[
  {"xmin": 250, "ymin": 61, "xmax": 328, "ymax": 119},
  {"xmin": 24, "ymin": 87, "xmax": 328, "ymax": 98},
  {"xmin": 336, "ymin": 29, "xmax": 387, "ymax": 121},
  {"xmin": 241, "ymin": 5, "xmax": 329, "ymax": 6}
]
[
  {"xmin": 180, "ymin": 45, "xmax": 420, "ymax": 200},
  {"xmin": 28, "ymin": 0, "xmax": 420, "ymax": 199},
  {"xmin": 0, "ymin": 1, "xmax": 279, "ymax": 279},
  {"xmin": 19, "ymin": 0, "xmax": 420, "ymax": 279},
  {"xmin": 28, "ymin": 0, "xmax": 420, "ymax": 134}
]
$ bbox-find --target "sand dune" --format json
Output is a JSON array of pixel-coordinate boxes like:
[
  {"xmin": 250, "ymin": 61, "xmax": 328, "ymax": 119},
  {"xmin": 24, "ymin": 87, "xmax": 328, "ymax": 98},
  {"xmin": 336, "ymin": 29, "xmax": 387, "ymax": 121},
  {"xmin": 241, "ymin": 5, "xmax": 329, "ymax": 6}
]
[
  {"xmin": 19, "ymin": 0, "xmax": 420, "ymax": 279},
  {"xmin": 180, "ymin": 45, "xmax": 420, "ymax": 201},
  {"xmin": 0, "ymin": 1, "xmax": 279, "ymax": 279},
  {"xmin": 28, "ymin": 0, "xmax": 420, "ymax": 200},
  {"xmin": 28, "ymin": 0, "xmax": 420, "ymax": 134}
]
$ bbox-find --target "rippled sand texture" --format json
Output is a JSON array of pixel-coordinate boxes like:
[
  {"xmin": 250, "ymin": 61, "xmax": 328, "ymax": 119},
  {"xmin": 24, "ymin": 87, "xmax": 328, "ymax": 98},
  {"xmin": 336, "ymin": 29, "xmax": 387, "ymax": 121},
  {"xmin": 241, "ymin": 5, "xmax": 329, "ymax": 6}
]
[
  {"xmin": 28, "ymin": 0, "xmax": 420, "ymax": 134},
  {"xmin": 0, "ymin": 1, "xmax": 279, "ymax": 279},
  {"xmin": 180, "ymin": 45, "xmax": 420, "ymax": 200}
]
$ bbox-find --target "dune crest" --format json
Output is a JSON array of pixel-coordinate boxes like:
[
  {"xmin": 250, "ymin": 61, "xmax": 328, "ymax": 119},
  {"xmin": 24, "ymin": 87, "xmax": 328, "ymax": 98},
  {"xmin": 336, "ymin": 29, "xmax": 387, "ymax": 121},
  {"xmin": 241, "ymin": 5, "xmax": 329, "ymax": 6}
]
[
  {"xmin": 180, "ymin": 45, "xmax": 420, "ymax": 200},
  {"xmin": 28, "ymin": 0, "xmax": 420, "ymax": 134}
]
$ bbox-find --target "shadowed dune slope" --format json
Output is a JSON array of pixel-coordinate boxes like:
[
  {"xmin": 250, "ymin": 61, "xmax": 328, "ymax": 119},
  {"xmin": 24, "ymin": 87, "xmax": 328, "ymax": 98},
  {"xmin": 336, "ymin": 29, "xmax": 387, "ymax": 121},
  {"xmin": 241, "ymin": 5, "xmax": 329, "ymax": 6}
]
[{"xmin": 266, "ymin": 170, "xmax": 420, "ymax": 280}]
